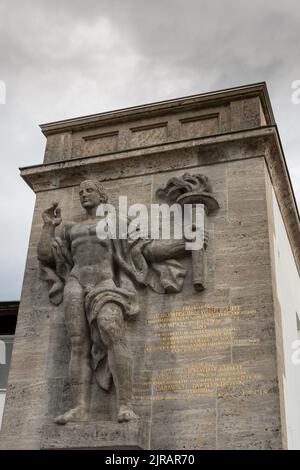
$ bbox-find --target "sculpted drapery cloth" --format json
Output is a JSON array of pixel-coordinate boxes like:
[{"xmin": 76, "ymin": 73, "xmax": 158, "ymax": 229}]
[{"xmin": 39, "ymin": 233, "xmax": 186, "ymax": 390}]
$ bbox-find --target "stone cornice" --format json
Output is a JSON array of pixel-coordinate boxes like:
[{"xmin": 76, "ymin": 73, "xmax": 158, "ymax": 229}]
[
  {"xmin": 39, "ymin": 82, "xmax": 275, "ymax": 136},
  {"xmin": 20, "ymin": 125, "xmax": 300, "ymax": 276},
  {"xmin": 20, "ymin": 126, "xmax": 275, "ymax": 182}
]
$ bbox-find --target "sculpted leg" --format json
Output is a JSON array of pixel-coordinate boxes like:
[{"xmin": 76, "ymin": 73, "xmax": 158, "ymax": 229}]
[
  {"xmin": 97, "ymin": 302, "xmax": 137, "ymax": 422},
  {"xmin": 55, "ymin": 277, "xmax": 92, "ymax": 424}
]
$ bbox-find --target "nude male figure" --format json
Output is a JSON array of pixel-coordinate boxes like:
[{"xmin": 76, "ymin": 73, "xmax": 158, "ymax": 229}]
[{"xmin": 38, "ymin": 180, "xmax": 188, "ymax": 424}]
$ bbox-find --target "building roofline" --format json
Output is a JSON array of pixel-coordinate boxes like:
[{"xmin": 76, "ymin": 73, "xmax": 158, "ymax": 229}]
[{"xmin": 39, "ymin": 82, "xmax": 275, "ymax": 136}]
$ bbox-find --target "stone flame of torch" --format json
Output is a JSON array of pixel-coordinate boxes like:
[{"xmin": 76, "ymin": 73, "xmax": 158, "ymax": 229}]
[{"xmin": 156, "ymin": 173, "xmax": 219, "ymax": 291}]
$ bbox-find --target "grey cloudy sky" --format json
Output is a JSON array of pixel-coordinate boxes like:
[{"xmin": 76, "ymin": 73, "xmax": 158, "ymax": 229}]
[{"xmin": 0, "ymin": 0, "xmax": 299, "ymax": 300}]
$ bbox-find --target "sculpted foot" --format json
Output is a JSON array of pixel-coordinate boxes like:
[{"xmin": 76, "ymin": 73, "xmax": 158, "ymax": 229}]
[
  {"xmin": 54, "ymin": 406, "xmax": 88, "ymax": 425},
  {"xmin": 117, "ymin": 405, "xmax": 138, "ymax": 423}
]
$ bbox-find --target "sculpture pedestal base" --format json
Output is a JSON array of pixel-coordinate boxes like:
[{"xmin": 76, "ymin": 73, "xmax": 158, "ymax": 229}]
[{"xmin": 40, "ymin": 420, "xmax": 150, "ymax": 450}]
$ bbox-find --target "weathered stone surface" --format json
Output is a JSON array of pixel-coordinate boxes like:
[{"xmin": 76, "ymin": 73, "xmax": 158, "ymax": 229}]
[
  {"xmin": 40, "ymin": 420, "xmax": 151, "ymax": 449},
  {"xmin": 217, "ymin": 383, "xmax": 281, "ymax": 449}
]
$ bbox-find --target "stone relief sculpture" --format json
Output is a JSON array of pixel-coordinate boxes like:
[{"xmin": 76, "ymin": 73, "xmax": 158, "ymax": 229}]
[
  {"xmin": 37, "ymin": 175, "xmax": 218, "ymax": 425},
  {"xmin": 157, "ymin": 173, "xmax": 219, "ymax": 291}
]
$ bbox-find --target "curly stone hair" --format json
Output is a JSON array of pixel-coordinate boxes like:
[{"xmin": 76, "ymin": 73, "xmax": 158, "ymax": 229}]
[{"xmin": 79, "ymin": 179, "xmax": 108, "ymax": 203}]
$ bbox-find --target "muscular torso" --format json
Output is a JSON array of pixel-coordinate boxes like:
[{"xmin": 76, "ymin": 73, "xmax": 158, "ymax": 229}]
[{"xmin": 67, "ymin": 221, "xmax": 114, "ymax": 287}]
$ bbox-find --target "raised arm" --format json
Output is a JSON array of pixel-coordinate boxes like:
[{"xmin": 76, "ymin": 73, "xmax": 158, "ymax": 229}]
[
  {"xmin": 142, "ymin": 238, "xmax": 187, "ymax": 263},
  {"xmin": 37, "ymin": 202, "xmax": 62, "ymax": 266},
  {"xmin": 142, "ymin": 230, "xmax": 209, "ymax": 263}
]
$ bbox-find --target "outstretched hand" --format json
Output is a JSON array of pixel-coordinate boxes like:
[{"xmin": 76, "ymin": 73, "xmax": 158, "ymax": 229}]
[{"xmin": 42, "ymin": 202, "xmax": 62, "ymax": 227}]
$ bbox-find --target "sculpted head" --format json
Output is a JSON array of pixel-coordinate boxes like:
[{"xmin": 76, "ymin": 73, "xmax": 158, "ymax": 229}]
[{"xmin": 79, "ymin": 180, "xmax": 108, "ymax": 210}]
